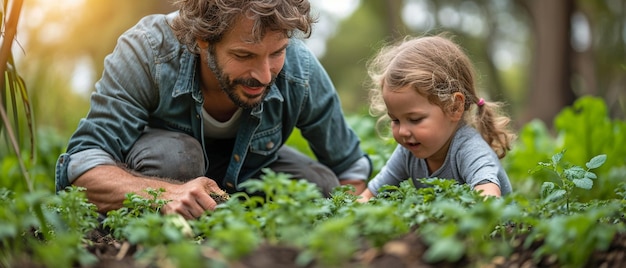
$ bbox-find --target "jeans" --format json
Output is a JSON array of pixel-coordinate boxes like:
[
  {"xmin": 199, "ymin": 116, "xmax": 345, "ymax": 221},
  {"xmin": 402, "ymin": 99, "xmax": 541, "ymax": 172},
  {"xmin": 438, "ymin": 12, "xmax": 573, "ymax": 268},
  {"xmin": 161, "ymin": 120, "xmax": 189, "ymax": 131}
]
[{"xmin": 125, "ymin": 128, "xmax": 339, "ymax": 197}]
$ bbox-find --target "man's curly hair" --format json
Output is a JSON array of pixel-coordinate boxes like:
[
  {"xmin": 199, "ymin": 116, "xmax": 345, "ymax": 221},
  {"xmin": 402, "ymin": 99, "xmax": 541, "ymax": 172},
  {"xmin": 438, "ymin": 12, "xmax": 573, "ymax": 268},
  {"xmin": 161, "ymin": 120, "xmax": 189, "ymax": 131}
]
[{"xmin": 171, "ymin": 0, "xmax": 315, "ymax": 54}]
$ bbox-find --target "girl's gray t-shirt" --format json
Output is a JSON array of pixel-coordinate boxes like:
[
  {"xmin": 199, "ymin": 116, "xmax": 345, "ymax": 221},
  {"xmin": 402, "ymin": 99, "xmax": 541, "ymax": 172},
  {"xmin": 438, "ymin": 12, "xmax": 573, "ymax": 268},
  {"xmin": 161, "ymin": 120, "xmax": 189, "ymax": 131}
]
[{"xmin": 367, "ymin": 124, "xmax": 512, "ymax": 195}]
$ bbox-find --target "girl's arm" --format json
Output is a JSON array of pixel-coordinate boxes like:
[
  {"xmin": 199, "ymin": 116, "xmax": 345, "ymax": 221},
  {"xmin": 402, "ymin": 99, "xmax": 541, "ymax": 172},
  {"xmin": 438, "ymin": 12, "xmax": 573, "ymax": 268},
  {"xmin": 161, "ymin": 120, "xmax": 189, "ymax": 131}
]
[
  {"xmin": 357, "ymin": 188, "xmax": 375, "ymax": 203},
  {"xmin": 474, "ymin": 182, "xmax": 502, "ymax": 197}
]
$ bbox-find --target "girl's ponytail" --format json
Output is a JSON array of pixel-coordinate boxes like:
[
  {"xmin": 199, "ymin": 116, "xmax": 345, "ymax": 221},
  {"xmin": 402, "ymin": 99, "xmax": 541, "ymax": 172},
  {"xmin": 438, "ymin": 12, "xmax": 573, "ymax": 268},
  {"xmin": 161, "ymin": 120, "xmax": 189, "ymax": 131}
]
[{"xmin": 471, "ymin": 98, "xmax": 516, "ymax": 159}]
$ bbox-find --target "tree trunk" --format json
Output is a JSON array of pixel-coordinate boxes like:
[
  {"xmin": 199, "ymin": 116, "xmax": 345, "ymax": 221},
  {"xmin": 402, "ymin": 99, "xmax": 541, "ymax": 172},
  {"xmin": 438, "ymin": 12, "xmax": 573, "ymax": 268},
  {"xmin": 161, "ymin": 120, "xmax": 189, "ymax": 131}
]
[
  {"xmin": 383, "ymin": 0, "xmax": 408, "ymax": 42},
  {"xmin": 520, "ymin": 0, "xmax": 576, "ymax": 128}
]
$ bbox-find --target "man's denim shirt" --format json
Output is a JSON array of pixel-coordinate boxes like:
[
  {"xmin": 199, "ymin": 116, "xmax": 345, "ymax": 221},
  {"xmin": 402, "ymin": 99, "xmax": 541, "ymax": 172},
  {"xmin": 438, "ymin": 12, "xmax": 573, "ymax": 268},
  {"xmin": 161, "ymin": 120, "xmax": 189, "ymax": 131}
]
[{"xmin": 55, "ymin": 13, "xmax": 367, "ymax": 192}]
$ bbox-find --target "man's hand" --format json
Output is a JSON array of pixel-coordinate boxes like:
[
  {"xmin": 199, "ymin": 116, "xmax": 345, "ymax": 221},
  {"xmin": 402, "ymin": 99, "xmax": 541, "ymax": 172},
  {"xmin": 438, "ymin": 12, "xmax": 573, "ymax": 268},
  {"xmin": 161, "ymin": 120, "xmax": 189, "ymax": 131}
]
[
  {"xmin": 161, "ymin": 177, "xmax": 227, "ymax": 219},
  {"xmin": 74, "ymin": 165, "xmax": 227, "ymax": 219}
]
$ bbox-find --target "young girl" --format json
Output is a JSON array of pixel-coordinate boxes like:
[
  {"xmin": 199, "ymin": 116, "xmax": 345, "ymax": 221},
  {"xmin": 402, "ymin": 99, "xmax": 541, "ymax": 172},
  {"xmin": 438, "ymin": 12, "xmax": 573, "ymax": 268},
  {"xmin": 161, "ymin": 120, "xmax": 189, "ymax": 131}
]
[{"xmin": 358, "ymin": 35, "xmax": 516, "ymax": 202}]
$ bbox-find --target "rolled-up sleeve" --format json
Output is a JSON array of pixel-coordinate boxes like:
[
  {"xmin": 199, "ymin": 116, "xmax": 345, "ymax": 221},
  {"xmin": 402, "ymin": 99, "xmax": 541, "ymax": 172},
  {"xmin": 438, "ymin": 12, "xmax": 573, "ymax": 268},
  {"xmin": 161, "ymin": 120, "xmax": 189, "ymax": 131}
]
[{"xmin": 55, "ymin": 16, "xmax": 165, "ymax": 192}]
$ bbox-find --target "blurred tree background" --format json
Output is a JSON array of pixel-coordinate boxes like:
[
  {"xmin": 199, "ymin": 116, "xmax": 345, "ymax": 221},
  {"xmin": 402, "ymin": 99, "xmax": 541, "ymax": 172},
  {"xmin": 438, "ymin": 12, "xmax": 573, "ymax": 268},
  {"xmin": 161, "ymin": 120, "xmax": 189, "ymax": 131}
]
[
  {"xmin": 10, "ymin": 0, "xmax": 626, "ymax": 144},
  {"xmin": 318, "ymin": 0, "xmax": 625, "ymax": 129}
]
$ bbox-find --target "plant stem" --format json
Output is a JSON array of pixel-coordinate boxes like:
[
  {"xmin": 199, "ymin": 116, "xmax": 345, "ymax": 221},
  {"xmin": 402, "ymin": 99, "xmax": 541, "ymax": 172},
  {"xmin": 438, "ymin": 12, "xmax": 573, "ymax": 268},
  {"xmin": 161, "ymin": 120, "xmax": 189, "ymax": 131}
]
[{"xmin": 0, "ymin": 0, "xmax": 31, "ymax": 192}]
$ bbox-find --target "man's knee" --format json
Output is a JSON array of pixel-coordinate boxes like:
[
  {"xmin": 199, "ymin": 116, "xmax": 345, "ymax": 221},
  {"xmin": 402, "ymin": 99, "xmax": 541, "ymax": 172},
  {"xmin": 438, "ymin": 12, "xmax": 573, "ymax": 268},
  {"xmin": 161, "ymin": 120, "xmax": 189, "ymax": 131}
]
[
  {"xmin": 270, "ymin": 146, "xmax": 340, "ymax": 197},
  {"xmin": 299, "ymin": 163, "xmax": 339, "ymax": 197},
  {"xmin": 125, "ymin": 128, "xmax": 205, "ymax": 181}
]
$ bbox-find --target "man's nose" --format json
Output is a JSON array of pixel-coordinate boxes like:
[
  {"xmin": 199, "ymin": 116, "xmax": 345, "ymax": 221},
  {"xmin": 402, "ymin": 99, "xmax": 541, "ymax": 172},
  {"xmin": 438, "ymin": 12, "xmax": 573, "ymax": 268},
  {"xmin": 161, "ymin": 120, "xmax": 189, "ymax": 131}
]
[{"xmin": 251, "ymin": 58, "xmax": 273, "ymax": 85}]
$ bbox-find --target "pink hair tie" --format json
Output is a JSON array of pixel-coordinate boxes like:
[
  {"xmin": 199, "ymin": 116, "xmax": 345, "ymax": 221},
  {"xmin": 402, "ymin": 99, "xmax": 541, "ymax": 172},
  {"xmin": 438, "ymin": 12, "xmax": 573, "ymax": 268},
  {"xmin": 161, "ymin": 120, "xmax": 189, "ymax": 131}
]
[{"xmin": 477, "ymin": 98, "xmax": 485, "ymax": 107}]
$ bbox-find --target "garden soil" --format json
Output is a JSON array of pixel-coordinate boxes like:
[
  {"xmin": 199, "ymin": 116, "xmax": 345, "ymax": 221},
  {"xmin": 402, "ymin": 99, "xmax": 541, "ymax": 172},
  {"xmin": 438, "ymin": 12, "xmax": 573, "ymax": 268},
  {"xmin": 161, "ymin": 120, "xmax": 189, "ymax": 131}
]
[{"xmin": 46, "ymin": 228, "xmax": 626, "ymax": 268}]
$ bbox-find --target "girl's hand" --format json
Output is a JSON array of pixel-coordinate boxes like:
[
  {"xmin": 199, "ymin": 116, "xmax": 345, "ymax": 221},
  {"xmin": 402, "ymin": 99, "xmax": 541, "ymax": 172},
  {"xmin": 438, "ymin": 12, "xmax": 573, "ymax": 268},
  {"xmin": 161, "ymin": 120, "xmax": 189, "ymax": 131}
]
[
  {"xmin": 340, "ymin": 179, "xmax": 367, "ymax": 195},
  {"xmin": 357, "ymin": 188, "xmax": 375, "ymax": 203},
  {"xmin": 474, "ymin": 182, "xmax": 501, "ymax": 197}
]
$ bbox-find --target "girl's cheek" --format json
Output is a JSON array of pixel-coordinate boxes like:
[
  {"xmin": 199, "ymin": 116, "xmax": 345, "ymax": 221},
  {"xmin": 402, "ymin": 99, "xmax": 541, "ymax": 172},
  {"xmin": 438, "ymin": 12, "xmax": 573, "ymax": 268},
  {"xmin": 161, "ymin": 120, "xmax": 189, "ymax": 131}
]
[{"xmin": 391, "ymin": 129, "xmax": 402, "ymax": 143}]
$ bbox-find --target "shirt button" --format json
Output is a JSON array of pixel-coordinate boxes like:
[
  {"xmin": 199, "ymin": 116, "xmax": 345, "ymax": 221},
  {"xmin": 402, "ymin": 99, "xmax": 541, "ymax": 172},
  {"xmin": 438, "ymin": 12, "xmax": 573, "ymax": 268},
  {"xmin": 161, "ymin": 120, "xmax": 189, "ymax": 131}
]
[
  {"xmin": 234, "ymin": 154, "xmax": 240, "ymax": 162},
  {"xmin": 226, "ymin": 182, "xmax": 234, "ymax": 188},
  {"xmin": 266, "ymin": 141, "xmax": 274, "ymax": 149},
  {"xmin": 196, "ymin": 114, "xmax": 200, "ymax": 119}
]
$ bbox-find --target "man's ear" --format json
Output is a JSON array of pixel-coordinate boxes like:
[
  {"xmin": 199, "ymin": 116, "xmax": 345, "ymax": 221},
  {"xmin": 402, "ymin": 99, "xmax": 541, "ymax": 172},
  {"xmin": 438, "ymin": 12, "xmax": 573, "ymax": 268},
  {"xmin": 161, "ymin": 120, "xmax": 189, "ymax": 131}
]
[
  {"xmin": 450, "ymin": 92, "xmax": 465, "ymax": 121},
  {"xmin": 197, "ymin": 39, "xmax": 209, "ymax": 50}
]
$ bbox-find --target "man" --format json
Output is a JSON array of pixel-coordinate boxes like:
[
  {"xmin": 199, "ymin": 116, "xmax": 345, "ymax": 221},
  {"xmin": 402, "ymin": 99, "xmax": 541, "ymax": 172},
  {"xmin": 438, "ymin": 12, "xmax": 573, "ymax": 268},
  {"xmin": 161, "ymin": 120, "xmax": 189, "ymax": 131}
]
[{"xmin": 55, "ymin": 0, "xmax": 371, "ymax": 219}]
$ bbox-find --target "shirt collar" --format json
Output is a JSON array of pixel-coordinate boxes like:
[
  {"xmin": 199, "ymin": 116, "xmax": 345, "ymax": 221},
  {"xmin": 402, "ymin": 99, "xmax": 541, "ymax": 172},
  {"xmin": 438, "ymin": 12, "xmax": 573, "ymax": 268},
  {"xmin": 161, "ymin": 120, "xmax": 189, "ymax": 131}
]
[{"xmin": 172, "ymin": 50, "xmax": 201, "ymax": 101}]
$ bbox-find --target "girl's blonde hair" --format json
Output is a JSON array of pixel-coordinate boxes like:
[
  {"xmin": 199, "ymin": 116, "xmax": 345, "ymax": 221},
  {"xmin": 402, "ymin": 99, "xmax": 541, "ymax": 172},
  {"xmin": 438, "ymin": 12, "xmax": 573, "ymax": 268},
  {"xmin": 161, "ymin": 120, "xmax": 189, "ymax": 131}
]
[{"xmin": 367, "ymin": 34, "xmax": 516, "ymax": 158}]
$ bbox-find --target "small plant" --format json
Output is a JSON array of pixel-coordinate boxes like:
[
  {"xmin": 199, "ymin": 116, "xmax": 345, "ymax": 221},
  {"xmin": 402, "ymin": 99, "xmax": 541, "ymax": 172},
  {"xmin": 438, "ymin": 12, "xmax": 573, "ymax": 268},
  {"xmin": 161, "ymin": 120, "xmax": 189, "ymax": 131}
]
[
  {"xmin": 297, "ymin": 216, "xmax": 360, "ymax": 267},
  {"xmin": 48, "ymin": 186, "xmax": 99, "ymax": 234},
  {"xmin": 237, "ymin": 169, "xmax": 327, "ymax": 244},
  {"xmin": 102, "ymin": 187, "xmax": 168, "ymax": 239},
  {"xmin": 0, "ymin": 187, "xmax": 99, "ymax": 267},
  {"xmin": 532, "ymin": 150, "xmax": 607, "ymax": 214}
]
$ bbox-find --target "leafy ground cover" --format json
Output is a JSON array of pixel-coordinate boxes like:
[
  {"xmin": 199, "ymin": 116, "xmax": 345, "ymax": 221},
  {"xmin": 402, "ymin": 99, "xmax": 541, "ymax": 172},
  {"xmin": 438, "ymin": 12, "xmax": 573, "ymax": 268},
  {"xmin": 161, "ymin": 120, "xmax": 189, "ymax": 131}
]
[{"xmin": 1, "ymin": 96, "xmax": 625, "ymax": 267}]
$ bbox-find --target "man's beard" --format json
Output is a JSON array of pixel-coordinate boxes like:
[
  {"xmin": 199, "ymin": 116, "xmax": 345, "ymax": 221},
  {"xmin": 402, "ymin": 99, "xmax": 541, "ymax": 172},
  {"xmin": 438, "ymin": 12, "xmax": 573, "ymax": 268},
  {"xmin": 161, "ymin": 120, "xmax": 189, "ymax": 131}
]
[{"xmin": 206, "ymin": 47, "xmax": 275, "ymax": 109}]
